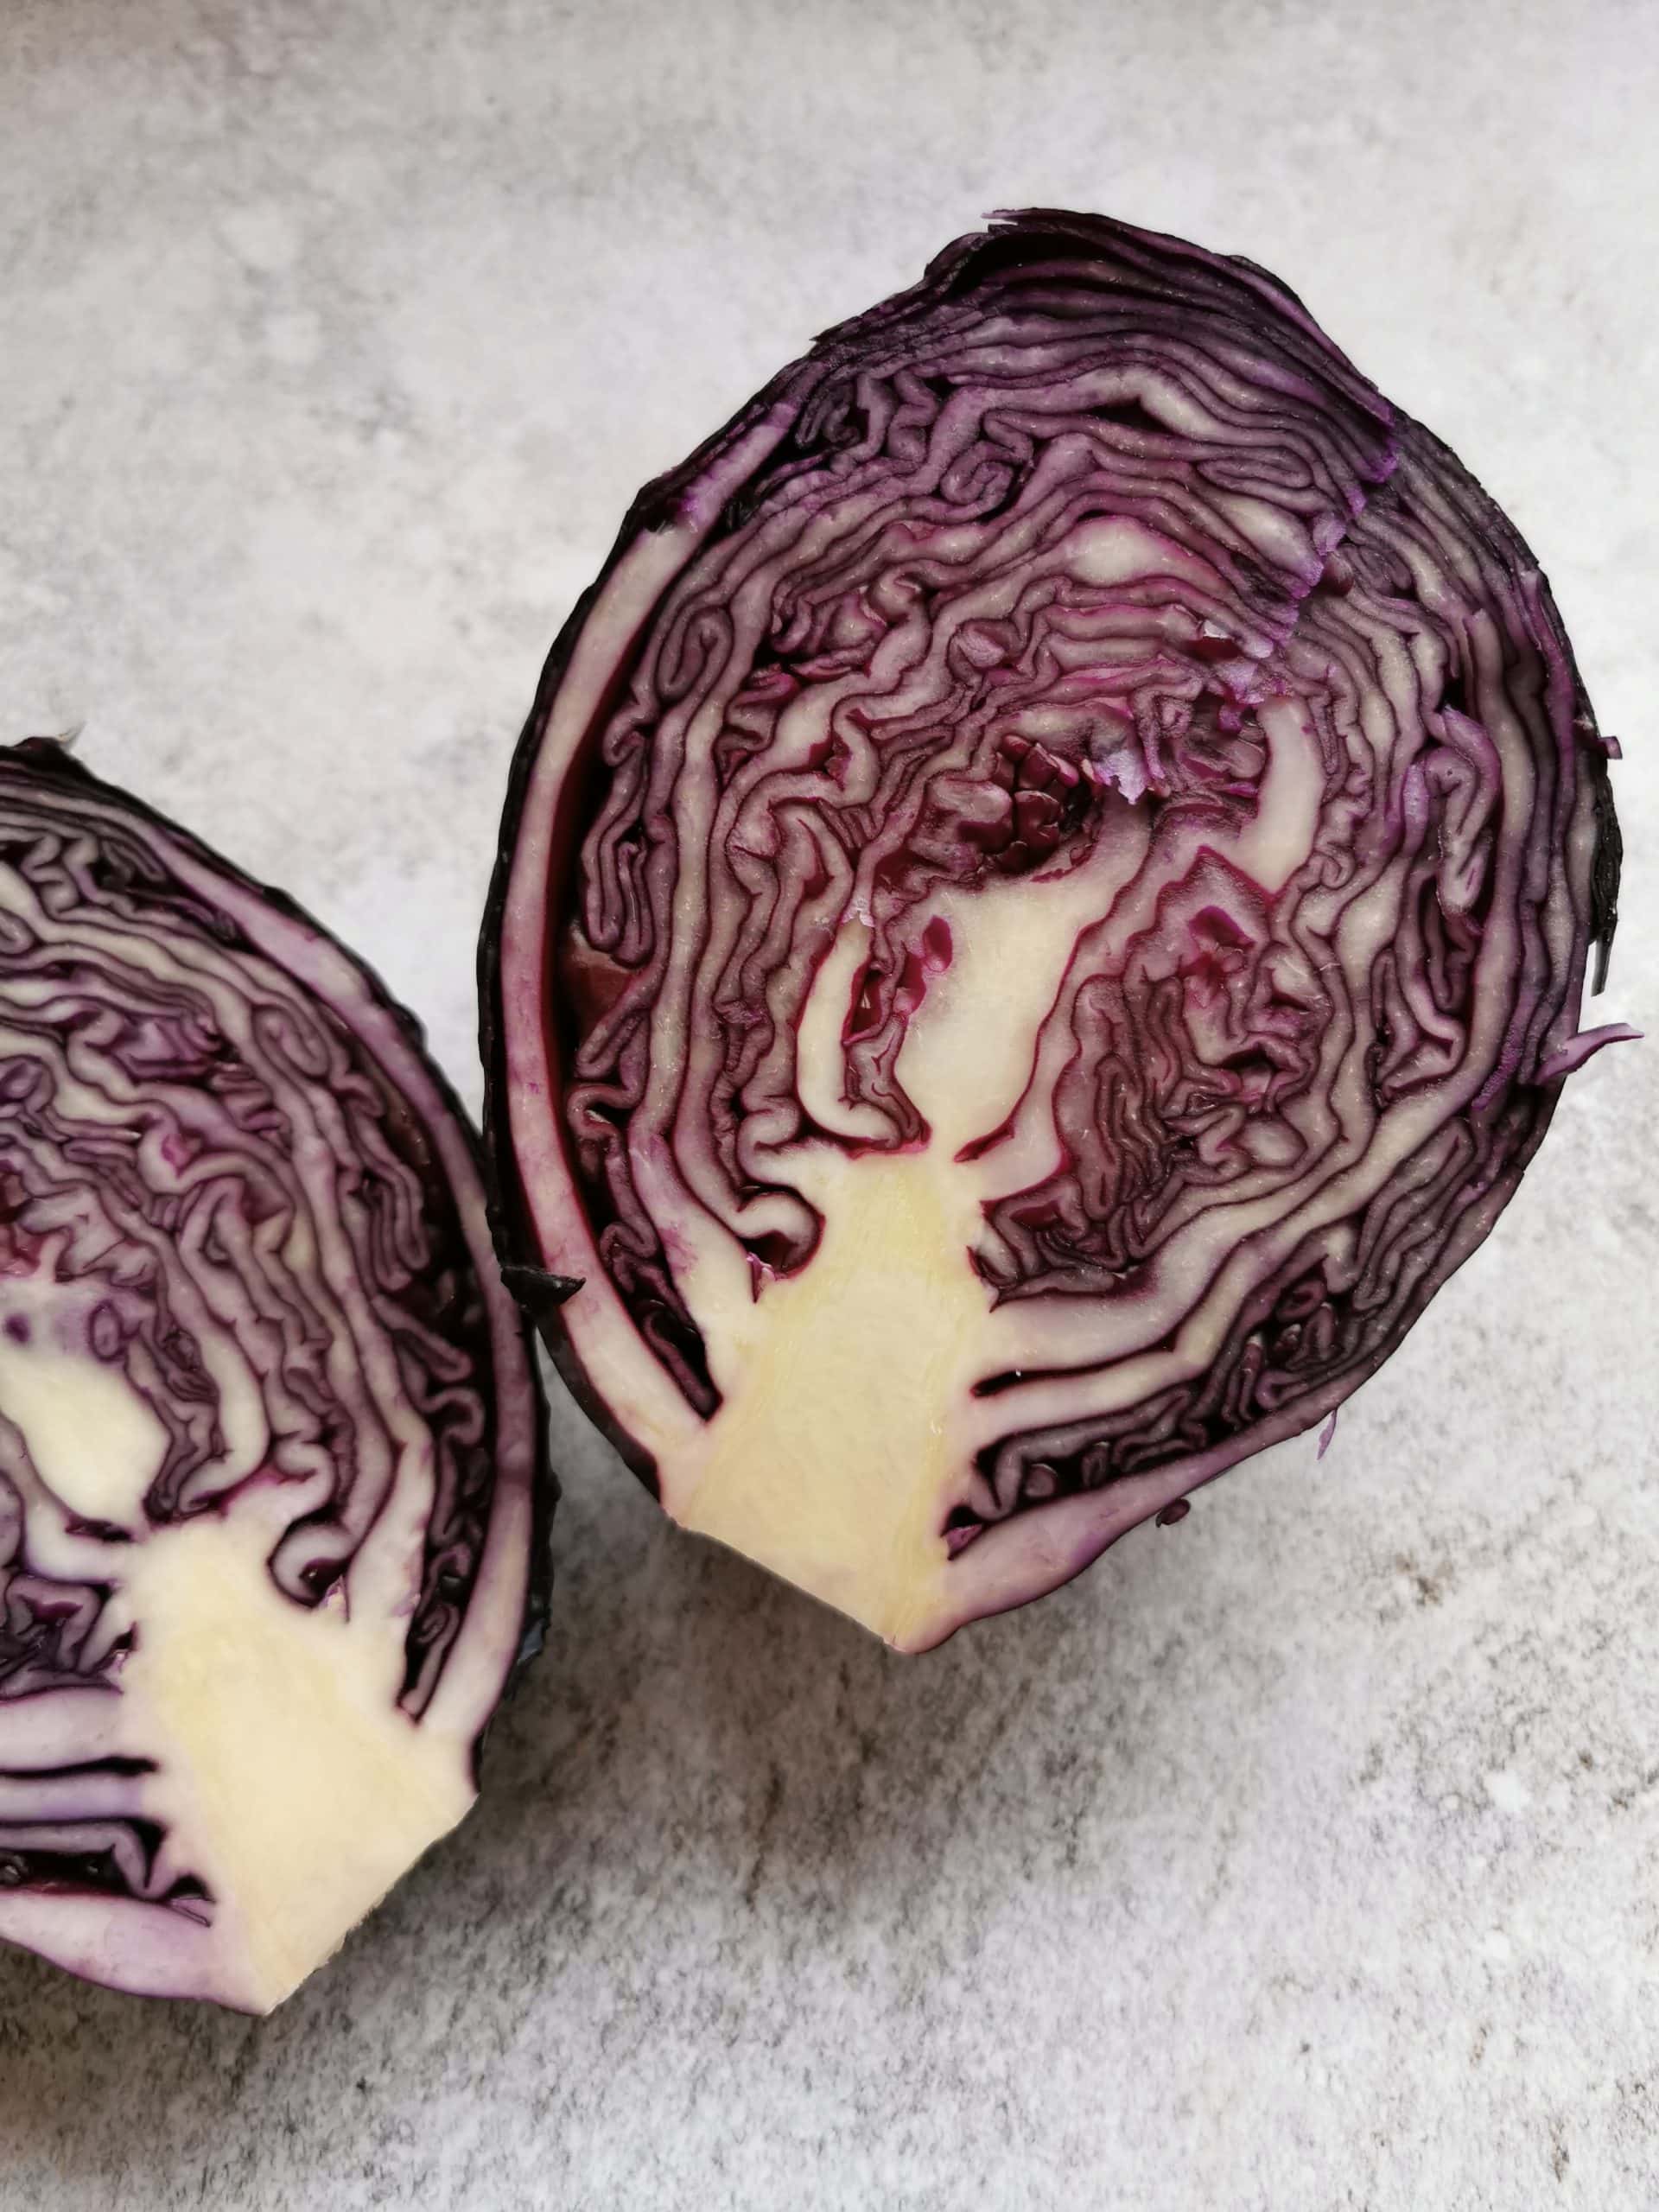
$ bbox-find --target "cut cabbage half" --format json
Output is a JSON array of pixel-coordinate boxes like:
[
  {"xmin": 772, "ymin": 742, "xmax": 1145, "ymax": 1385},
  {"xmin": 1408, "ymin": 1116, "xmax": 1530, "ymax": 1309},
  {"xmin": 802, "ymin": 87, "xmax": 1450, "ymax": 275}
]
[
  {"xmin": 484, "ymin": 211, "xmax": 1624, "ymax": 1652},
  {"xmin": 0, "ymin": 741, "xmax": 550, "ymax": 2009}
]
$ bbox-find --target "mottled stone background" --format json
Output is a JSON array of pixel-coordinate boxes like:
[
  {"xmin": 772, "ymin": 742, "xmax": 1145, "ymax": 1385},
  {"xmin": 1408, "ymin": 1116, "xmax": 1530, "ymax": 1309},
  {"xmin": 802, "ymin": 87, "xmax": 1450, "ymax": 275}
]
[{"xmin": 1, "ymin": 3, "xmax": 1654, "ymax": 2206}]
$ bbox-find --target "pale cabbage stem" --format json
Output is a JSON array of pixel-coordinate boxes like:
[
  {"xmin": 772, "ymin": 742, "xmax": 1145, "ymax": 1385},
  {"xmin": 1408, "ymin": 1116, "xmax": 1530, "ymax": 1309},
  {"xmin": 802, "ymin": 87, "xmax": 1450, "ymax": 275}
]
[{"xmin": 630, "ymin": 535, "xmax": 1346, "ymax": 1647}]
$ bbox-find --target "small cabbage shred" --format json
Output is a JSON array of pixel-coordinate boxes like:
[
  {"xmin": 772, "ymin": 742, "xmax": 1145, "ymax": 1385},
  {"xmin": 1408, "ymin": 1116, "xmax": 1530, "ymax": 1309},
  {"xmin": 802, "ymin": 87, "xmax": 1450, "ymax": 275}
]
[
  {"xmin": 0, "ymin": 741, "xmax": 548, "ymax": 2010},
  {"xmin": 485, "ymin": 210, "xmax": 1624, "ymax": 1653}
]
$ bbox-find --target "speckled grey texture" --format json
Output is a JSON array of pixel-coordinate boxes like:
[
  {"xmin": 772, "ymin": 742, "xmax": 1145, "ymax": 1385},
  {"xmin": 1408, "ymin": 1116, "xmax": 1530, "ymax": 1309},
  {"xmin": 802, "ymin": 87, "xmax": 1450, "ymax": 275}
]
[{"xmin": 1, "ymin": 2, "xmax": 1655, "ymax": 2206}]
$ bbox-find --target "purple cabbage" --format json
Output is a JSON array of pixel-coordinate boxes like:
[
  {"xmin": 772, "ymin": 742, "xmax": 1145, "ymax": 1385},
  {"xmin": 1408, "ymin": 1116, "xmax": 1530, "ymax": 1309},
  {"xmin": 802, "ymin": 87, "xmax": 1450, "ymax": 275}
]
[
  {"xmin": 0, "ymin": 740, "xmax": 550, "ymax": 2009},
  {"xmin": 484, "ymin": 211, "xmax": 1625, "ymax": 1650}
]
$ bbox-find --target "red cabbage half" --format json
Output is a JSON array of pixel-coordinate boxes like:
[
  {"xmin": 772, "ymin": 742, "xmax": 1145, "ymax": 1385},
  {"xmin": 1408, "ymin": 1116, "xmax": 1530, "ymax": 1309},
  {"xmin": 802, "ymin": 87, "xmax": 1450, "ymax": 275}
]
[
  {"xmin": 484, "ymin": 211, "xmax": 1625, "ymax": 1653},
  {"xmin": 0, "ymin": 741, "xmax": 550, "ymax": 2010}
]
